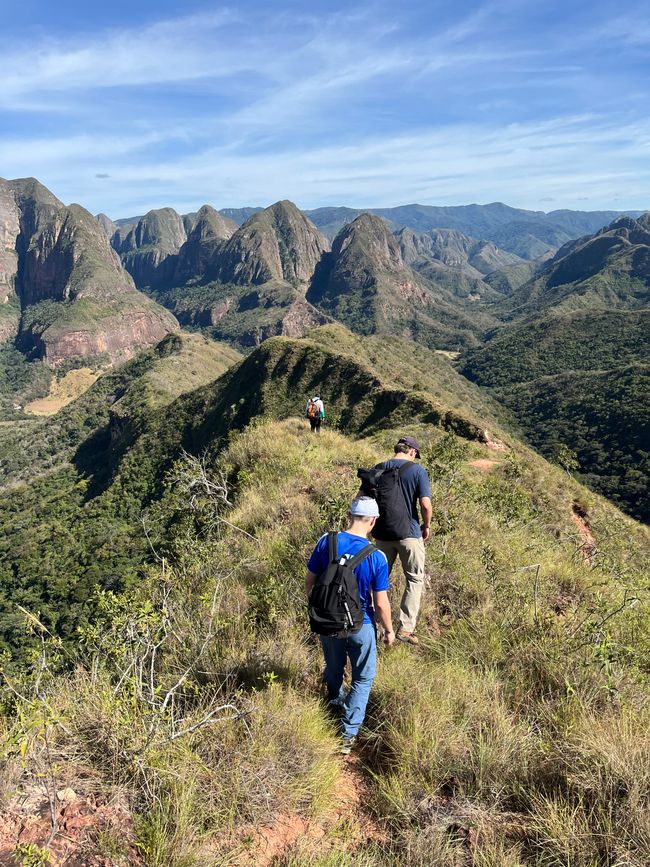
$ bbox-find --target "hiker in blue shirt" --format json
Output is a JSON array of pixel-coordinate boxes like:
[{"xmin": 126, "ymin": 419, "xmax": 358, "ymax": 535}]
[{"xmin": 306, "ymin": 496, "xmax": 394, "ymax": 754}]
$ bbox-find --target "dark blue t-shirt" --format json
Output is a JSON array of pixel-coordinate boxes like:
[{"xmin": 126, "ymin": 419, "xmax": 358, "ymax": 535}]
[
  {"xmin": 307, "ymin": 531, "xmax": 390, "ymax": 624},
  {"xmin": 374, "ymin": 459, "xmax": 432, "ymax": 539}
]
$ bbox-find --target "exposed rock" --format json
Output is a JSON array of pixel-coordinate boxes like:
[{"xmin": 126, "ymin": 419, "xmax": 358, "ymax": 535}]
[
  {"xmin": 95, "ymin": 212, "xmax": 116, "ymax": 237},
  {"xmin": 174, "ymin": 204, "xmax": 238, "ymax": 282},
  {"xmin": 0, "ymin": 179, "xmax": 21, "ymax": 341},
  {"xmin": 307, "ymin": 214, "xmax": 494, "ymax": 350},
  {"xmin": 33, "ymin": 308, "xmax": 177, "ymax": 368},
  {"xmin": 0, "ymin": 175, "xmax": 178, "ymax": 365},
  {"xmin": 398, "ymin": 227, "xmax": 520, "ymax": 276},
  {"xmin": 119, "ymin": 207, "xmax": 188, "ymax": 287},
  {"xmin": 214, "ymin": 200, "xmax": 329, "ymax": 287}
]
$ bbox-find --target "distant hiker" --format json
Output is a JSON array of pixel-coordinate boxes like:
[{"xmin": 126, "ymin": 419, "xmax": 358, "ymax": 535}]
[
  {"xmin": 306, "ymin": 496, "xmax": 394, "ymax": 753},
  {"xmin": 306, "ymin": 393, "xmax": 325, "ymax": 433},
  {"xmin": 358, "ymin": 436, "xmax": 432, "ymax": 646}
]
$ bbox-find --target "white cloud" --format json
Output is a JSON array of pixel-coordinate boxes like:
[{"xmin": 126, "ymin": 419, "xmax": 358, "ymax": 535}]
[{"xmin": 12, "ymin": 113, "xmax": 646, "ymax": 216}]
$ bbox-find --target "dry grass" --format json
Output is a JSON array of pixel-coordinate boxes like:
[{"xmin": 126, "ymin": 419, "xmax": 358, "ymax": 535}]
[{"xmin": 4, "ymin": 417, "xmax": 649, "ymax": 865}]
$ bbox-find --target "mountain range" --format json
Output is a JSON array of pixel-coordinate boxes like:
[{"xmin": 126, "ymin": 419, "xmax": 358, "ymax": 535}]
[
  {"xmin": 1, "ymin": 178, "xmax": 650, "ymax": 864},
  {"xmin": 0, "ymin": 175, "xmax": 648, "ymax": 522}
]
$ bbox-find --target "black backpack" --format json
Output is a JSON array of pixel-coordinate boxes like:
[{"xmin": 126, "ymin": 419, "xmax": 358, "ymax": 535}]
[
  {"xmin": 357, "ymin": 463, "xmax": 413, "ymax": 541},
  {"xmin": 308, "ymin": 533, "xmax": 375, "ymax": 638}
]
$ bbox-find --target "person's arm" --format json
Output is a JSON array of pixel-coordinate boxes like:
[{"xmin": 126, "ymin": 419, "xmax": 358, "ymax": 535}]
[
  {"xmin": 419, "ymin": 496, "xmax": 432, "ymax": 541},
  {"xmin": 305, "ymin": 570, "xmax": 317, "ymax": 595},
  {"xmin": 373, "ymin": 590, "xmax": 394, "ymax": 645}
]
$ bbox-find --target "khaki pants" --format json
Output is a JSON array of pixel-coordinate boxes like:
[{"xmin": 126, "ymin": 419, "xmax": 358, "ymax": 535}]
[{"xmin": 373, "ymin": 537, "xmax": 426, "ymax": 633}]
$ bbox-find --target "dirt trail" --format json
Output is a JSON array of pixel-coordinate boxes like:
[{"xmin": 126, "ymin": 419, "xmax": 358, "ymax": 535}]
[
  {"xmin": 571, "ymin": 502, "xmax": 597, "ymax": 565},
  {"xmin": 230, "ymin": 756, "xmax": 384, "ymax": 865}
]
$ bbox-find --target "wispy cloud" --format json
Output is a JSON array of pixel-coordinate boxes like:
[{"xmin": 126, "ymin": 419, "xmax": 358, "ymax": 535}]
[{"xmin": 0, "ymin": 0, "xmax": 647, "ymax": 213}]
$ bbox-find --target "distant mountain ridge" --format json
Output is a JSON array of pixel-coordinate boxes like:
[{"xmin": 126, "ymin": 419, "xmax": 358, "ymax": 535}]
[
  {"xmin": 110, "ymin": 202, "xmax": 645, "ymax": 262},
  {"xmin": 460, "ymin": 212, "xmax": 650, "ymax": 522}
]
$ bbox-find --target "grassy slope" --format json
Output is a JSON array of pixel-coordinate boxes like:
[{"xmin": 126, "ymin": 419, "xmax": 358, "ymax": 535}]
[
  {"xmin": 3, "ymin": 417, "xmax": 649, "ymax": 865},
  {"xmin": 458, "ymin": 311, "xmax": 650, "ymax": 523},
  {"xmin": 0, "ymin": 325, "xmax": 514, "ymax": 662}
]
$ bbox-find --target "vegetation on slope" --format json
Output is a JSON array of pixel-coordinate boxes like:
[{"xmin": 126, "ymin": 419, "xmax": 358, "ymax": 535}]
[
  {"xmin": 461, "ymin": 310, "xmax": 650, "ymax": 387},
  {"xmin": 2, "ymin": 416, "xmax": 648, "ymax": 865},
  {"xmin": 490, "ymin": 364, "xmax": 650, "ymax": 523},
  {"xmin": 459, "ymin": 309, "xmax": 650, "ymax": 522}
]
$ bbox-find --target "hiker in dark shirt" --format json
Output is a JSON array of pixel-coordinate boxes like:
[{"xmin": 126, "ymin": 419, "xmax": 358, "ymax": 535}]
[{"xmin": 371, "ymin": 436, "xmax": 432, "ymax": 646}]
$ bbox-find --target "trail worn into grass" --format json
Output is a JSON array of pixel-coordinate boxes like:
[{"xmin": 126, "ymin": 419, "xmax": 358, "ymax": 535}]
[
  {"xmin": 571, "ymin": 501, "xmax": 597, "ymax": 565},
  {"xmin": 467, "ymin": 458, "xmax": 500, "ymax": 471},
  {"xmin": 229, "ymin": 755, "xmax": 385, "ymax": 865}
]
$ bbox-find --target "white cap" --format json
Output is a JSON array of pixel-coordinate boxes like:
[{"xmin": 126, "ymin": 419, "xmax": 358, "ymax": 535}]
[{"xmin": 349, "ymin": 496, "xmax": 379, "ymax": 518}]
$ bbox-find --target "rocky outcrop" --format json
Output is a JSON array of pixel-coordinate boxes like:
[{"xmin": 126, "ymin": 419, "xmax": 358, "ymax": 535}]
[
  {"xmin": 213, "ymin": 201, "xmax": 329, "ymax": 287},
  {"xmin": 117, "ymin": 208, "xmax": 188, "ymax": 287},
  {"xmin": 96, "ymin": 213, "xmax": 116, "ymax": 237},
  {"xmin": 33, "ymin": 308, "xmax": 177, "ymax": 368},
  {"xmin": 174, "ymin": 205, "xmax": 238, "ymax": 282},
  {"xmin": 0, "ymin": 180, "xmax": 21, "ymax": 341},
  {"xmin": 306, "ymin": 214, "xmax": 493, "ymax": 350},
  {"xmin": 397, "ymin": 227, "xmax": 520, "ymax": 276},
  {"xmin": 309, "ymin": 213, "xmax": 427, "ymax": 307},
  {"xmin": 0, "ymin": 175, "xmax": 178, "ymax": 365}
]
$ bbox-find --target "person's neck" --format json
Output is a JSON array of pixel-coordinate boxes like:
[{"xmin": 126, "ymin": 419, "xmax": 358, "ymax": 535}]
[
  {"xmin": 346, "ymin": 521, "xmax": 370, "ymax": 539},
  {"xmin": 393, "ymin": 453, "xmax": 414, "ymax": 462}
]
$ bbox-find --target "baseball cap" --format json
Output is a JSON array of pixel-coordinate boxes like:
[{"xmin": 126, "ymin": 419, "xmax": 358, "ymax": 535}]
[
  {"xmin": 349, "ymin": 496, "xmax": 380, "ymax": 518},
  {"xmin": 398, "ymin": 435, "xmax": 421, "ymax": 458}
]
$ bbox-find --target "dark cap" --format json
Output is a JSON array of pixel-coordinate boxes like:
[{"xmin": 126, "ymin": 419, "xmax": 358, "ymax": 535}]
[{"xmin": 398, "ymin": 435, "xmax": 421, "ymax": 458}]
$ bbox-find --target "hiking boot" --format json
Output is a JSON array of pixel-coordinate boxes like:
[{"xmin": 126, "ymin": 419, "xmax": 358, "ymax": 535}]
[
  {"xmin": 396, "ymin": 629, "xmax": 419, "ymax": 646},
  {"xmin": 340, "ymin": 736, "xmax": 357, "ymax": 755}
]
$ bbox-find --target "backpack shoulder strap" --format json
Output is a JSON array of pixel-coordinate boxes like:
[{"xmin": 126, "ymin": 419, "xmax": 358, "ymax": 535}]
[
  {"xmin": 327, "ymin": 531, "xmax": 338, "ymax": 563},
  {"xmin": 346, "ymin": 542, "xmax": 376, "ymax": 570}
]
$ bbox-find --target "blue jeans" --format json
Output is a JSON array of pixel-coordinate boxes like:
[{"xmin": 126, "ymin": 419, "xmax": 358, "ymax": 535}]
[{"xmin": 320, "ymin": 623, "xmax": 377, "ymax": 738}]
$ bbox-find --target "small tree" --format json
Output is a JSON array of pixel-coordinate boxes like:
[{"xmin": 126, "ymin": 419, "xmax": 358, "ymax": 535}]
[{"xmin": 553, "ymin": 443, "xmax": 580, "ymax": 476}]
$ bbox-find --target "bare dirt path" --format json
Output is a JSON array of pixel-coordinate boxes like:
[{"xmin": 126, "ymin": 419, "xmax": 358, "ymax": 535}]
[{"xmin": 228, "ymin": 755, "xmax": 385, "ymax": 865}]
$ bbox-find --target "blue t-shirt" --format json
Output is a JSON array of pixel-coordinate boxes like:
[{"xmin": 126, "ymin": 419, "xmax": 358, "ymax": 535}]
[
  {"xmin": 307, "ymin": 531, "xmax": 389, "ymax": 624},
  {"xmin": 374, "ymin": 459, "xmax": 432, "ymax": 539}
]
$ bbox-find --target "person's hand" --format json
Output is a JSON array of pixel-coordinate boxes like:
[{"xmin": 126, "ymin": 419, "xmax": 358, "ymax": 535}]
[
  {"xmin": 421, "ymin": 524, "xmax": 431, "ymax": 542},
  {"xmin": 384, "ymin": 629, "xmax": 395, "ymax": 647}
]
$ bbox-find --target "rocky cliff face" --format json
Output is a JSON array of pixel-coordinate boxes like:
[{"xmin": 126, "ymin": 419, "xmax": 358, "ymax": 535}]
[
  {"xmin": 0, "ymin": 180, "xmax": 21, "ymax": 342},
  {"xmin": 214, "ymin": 200, "xmax": 329, "ymax": 287},
  {"xmin": 116, "ymin": 208, "xmax": 188, "ymax": 287},
  {"xmin": 307, "ymin": 213, "xmax": 494, "ymax": 349},
  {"xmin": 398, "ymin": 227, "xmax": 520, "ymax": 276},
  {"xmin": 174, "ymin": 205, "xmax": 237, "ymax": 283},
  {"xmin": 309, "ymin": 213, "xmax": 427, "ymax": 307},
  {"xmin": 96, "ymin": 213, "xmax": 116, "ymax": 237},
  {"xmin": 0, "ymin": 176, "xmax": 178, "ymax": 365}
]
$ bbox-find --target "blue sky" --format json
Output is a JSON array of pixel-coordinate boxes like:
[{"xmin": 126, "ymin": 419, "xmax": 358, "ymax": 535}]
[{"xmin": 2, "ymin": 0, "xmax": 649, "ymax": 217}]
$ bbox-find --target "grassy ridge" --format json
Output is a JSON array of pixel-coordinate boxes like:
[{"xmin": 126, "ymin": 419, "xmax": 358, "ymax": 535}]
[{"xmin": 2, "ymin": 418, "xmax": 648, "ymax": 864}]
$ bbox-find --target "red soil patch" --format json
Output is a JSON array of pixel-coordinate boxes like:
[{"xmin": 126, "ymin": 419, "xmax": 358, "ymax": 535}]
[
  {"xmin": 0, "ymin": 788, "xmax": 140, "ymax": 866},
  {"xmin": 467, "ymin": 459, "xmax": 500, "ymax": 471},
  {"xmin": 571, "ymin": 503, "xmax": 597, "ymax": 565},
  {"xmin": 229, "ymin": 756, "xmax": 385, "ymax": 865}
]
